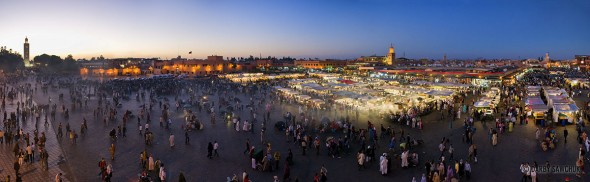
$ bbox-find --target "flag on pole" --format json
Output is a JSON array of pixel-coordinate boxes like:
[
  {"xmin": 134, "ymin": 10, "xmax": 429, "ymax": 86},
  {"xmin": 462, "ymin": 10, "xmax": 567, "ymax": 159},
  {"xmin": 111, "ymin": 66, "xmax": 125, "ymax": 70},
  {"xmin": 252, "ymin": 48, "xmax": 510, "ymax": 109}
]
[{"xmin": 189, "ymin": 51, "xmax": 192, "ymax": 54}]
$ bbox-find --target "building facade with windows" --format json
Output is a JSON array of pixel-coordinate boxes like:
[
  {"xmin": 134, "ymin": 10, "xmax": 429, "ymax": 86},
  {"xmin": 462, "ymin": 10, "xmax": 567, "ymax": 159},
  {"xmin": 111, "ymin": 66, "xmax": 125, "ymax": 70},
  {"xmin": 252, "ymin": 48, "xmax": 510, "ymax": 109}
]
[
  {"xmin": 575, "ymin": 55, "xmax": 590, "ymax": 70},
  {"xmin": 80, "ymin": 56, "xmax": 257, "ymax": 76},
  {"xmin": 294, "ymin": 59, "xmax": 349, "ymax": 70}
]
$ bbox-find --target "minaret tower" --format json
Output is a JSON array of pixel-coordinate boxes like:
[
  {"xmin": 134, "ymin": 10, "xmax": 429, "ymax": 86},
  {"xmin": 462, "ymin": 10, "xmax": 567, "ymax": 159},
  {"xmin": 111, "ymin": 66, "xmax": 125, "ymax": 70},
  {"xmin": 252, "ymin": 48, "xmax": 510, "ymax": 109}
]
[
  {"xmin": 24, "ymin": 37, "xmax": 30, "ymax": 67},
  {"xmin": 386, "ymin": 44, "xmax": 395, "ymax": 65}
]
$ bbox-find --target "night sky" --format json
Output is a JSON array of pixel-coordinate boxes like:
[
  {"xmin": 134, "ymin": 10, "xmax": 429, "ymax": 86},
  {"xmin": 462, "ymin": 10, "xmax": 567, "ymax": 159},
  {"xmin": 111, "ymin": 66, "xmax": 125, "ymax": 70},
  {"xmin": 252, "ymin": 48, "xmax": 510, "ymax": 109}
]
[{"xmin": 1, "ymin": 0, "xmax": 589, "ymax": 60}]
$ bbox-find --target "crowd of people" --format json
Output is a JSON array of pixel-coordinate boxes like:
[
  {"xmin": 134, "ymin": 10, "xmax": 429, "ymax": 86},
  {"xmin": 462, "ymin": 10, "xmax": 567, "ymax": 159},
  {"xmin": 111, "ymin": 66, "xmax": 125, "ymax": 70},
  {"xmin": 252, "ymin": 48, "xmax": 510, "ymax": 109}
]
[
  {"xmin": 0, "ymin": 77, "xmax": 55, "ymax": 181},
  {"xmin": 1, "ymin": 66, "xmax": 589, "ymax": 181}
]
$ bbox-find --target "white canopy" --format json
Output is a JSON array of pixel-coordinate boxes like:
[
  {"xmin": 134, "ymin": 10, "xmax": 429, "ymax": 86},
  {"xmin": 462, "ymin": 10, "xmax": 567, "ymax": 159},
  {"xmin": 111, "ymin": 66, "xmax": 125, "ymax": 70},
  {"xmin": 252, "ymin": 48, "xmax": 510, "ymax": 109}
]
[{"xmin": 297, "ymin": 95, "xmax": 312, "ymax": 100}]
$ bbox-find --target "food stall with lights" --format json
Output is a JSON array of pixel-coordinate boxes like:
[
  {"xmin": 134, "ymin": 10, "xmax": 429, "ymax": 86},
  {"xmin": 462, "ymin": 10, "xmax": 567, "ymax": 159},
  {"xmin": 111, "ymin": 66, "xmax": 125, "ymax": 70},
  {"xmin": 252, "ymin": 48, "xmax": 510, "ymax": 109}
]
[
  {"xmin": 474, "ymin": 101, "xmax": 493, "ymax": 115},
  {"xmin": 525, "ymin": 86, "xmax": 548, "ymax": 125},
  {"xmin": 565, "ymin": 78, "xmax": 590, "ymax": 89},
  {"xmin": 473, "ymin": 88, "xmax": 501, "ymax": 115},
  {"xmin": 552, "ymin": 103, "xmax": 579, "ymax": 126},
  {"xmin": 539, "ymin": 86, "xmax": 580, "ymax": 125},
  {"xmin": 309, "ymin": 99, "xmax": 326, "ymax": 109},
  {"xmin": 525, "ymin": 97, "xmax": 548, "ymax": 125}
]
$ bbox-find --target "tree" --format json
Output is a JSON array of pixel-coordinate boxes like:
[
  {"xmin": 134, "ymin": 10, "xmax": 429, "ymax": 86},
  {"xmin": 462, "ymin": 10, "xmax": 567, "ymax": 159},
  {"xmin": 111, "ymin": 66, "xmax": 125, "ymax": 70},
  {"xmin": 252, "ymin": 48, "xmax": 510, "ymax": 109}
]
[
  {"xmin": 62, "ymin": 54, "xmax": 79, "ymax": 72},
  {"xmin": 65, "ymin": 54, "xmax": 75, "ymax": 61},
  {"xmin": 0, "ymin": 48, "xmax": 25, "ymax": 72},
  {"xmin": 33, "ymin": 54, "xmax": 79, "ymax": 74},
  {"xmin": 33, "ymin": 54, "xmax": 62, "ymax": 67}
]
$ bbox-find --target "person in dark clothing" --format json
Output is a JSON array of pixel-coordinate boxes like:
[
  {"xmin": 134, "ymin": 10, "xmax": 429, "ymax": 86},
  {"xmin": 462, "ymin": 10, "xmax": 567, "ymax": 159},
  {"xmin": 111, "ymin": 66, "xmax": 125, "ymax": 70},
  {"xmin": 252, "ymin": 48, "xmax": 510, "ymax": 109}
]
[
  {"xmin": 287, "ymin": 149, "xmax": 293, "ymax": 165},
  {"xmin": 563, "ymin": 129, "xmax": 568, "ymax": 143},
  {"xmin": 178, "ymin": 172, "xmax": 187, "ymax": 182},
  {"xmin": 185, "ymin": 131, "xmax": 189, "ymax": 144},
  {"xmin": 244, "ymin": 139, "xmax": 250, "ymax": 154},
  {"xmin": 425, "ymin": 161, "xmax": 432, "ymax": 175},
  {"xmin": 13, "ymin": 160, "xmax": 19, "ymax": 177},
  {"xmin": 320, "ymin": 171, "xmax": 327, "ymax": 182},
  {"xmin": 207, "ymin": 142, "xmax": 213, "ymax": 159},
  {"xmin": 283, "ymin": 163, "xmax": 290, "ymax": 181}
]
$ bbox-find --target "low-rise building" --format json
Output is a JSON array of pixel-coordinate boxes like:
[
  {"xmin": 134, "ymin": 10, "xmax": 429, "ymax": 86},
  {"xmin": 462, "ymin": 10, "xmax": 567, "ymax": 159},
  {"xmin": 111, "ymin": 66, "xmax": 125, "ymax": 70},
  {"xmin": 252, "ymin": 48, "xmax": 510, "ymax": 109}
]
[
  {"xmin": 80, "ymin": 56, "xmax": 257, "ymax": 76},
  {"xmin": 294, "ymin": 59, "xmax": 349, "ymax": 70},
  {"xmin": 574, "ymin": 55, "xmax": 590, "ymax": 70}
]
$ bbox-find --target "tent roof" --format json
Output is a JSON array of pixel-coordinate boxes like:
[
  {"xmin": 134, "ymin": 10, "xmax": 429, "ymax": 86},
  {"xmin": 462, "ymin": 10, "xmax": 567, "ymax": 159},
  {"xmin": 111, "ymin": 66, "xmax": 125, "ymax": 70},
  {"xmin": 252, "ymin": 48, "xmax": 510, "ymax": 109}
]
[
  {"xmin": 526, "ymin": 97, "xmax": 545, "ymax": 105},
  {"xmin": 553, "ymin": 104, "xmax": 578, "ymax": 112},
  {"xmin": 530, "ymin": 104, "xmax": 548, "ymax": 112},
  {"xmin": 339, "ymin": 80, "xmax": 355, "ymax": 84},
  {"xmin": 298, "ymin": 95, "xmax": 311, "ymax": 100},
  {"xmin": 474, "ymin": 101, "xmax": 490, "ymax": 107},
  {"xmin": 425, "ymin": 90, "xmax": 455, "ymax": 97}
]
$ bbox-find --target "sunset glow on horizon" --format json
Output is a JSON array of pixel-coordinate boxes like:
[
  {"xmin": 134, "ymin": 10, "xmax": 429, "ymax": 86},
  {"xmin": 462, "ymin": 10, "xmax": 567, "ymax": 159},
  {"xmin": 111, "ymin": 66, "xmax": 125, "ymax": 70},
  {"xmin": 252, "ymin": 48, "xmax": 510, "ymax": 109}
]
[{"xmin": 1, "ymin": 0, "xmax": 589, "ymax": 60}]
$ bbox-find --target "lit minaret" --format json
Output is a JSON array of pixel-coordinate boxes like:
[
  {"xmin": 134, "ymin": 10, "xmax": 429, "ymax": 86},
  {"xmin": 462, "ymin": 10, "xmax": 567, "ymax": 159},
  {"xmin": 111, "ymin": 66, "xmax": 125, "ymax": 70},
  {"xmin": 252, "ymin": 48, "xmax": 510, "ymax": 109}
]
[
  {"xmin": 386, "ymin": 44, "xmax": 395, "ymax": 65},
  {"xmin": 544, "ymin": 52, "xmax": 550, "ymax": 62},
  {"xmin": 24, "ymin": 37, "xmax": 30, "ymax": 67}
]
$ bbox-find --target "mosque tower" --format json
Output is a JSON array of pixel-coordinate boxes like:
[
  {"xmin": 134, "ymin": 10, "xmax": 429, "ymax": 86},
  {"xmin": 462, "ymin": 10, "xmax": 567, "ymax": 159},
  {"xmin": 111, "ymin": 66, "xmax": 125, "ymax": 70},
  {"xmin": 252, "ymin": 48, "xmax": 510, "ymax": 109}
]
[
  {"xmin": 24, "ymin": 37, "xmax": 30, "ymax": 67},
  {"xmin": 386, "ymin": 44, "xmax": 395, "ymax": 65},
  {"xmin": 544, "ymin": 52, "xmax": 550, "ymax": 62}
]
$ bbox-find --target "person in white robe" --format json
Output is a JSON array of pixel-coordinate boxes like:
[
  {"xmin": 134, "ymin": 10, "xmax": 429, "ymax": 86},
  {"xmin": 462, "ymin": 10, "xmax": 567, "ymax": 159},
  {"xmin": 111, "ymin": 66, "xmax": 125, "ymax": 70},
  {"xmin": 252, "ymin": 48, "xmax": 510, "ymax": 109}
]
[
  {"xmin": 169, "ymin": 134, "xmax": 175, "ymax": 147},
  {"xmin": 148, "ymin": 155, "xmax": 155, "ymax": 171},
  {"xmin": 236, "ymin": 120, "xmax": 241, "ymax": 131},
  {"xmin": 243, "ymin": 120, "xmax": 249, "ymax": 131},
  {"xmin": 401, "ymin": 150, "xmax": 409, "ymax": 168},
  {"xmin": 379, "ymin": 153, "xmax": 388, "ymax": 175}
]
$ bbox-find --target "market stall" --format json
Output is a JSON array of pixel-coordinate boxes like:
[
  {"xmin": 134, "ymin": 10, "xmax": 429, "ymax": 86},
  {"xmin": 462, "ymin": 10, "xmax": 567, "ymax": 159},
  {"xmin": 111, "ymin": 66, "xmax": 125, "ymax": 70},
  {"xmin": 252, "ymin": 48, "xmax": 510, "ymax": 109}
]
[
  {"xmin": 474, "ymin": 101, "xmax": 493, "ymax": 115},
  {"xmin": 530, "ymin": 105, "xmax": 549, "ymax": 126},
  {"xmin": 309, "ymin": 99, "xmax": 326, "ymax": 109},
  {"xmin": 297, "ymin": 95, "xmax": 312, "ymax": 102},
  {"xmin": 552, "ymin": 103, "xmax": 579, "ymax": 125}
]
